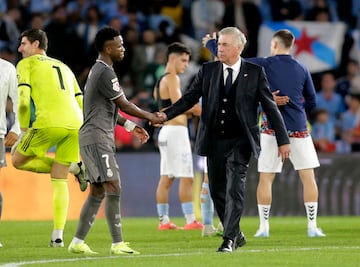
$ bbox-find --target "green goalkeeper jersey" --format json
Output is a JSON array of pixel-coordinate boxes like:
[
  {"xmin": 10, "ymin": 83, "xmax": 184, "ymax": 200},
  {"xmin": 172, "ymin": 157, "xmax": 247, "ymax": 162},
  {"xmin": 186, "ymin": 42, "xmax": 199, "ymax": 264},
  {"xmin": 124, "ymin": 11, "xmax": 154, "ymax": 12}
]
[{"xmin": 16, "ymin": 54, "xmax": 83, "ymax": 129}]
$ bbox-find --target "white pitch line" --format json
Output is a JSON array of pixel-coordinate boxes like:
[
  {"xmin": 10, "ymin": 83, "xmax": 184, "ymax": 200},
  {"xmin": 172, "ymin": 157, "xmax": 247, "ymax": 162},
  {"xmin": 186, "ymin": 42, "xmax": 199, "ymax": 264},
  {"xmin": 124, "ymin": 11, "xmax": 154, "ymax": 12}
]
[
  {"xmin": 0, "ymin": 252, "xmax": 203, "ymax": 267},
  {"xmin": 1, "ymin": 246, "xmax": 360, "ymax": 267}
]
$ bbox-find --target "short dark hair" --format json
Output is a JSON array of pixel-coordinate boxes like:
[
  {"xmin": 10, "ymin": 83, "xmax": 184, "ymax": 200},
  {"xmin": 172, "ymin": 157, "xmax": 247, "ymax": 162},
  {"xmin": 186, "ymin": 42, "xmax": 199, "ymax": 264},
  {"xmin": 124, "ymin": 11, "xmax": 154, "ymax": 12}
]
[
  {"xmin": 20, "ymin": 29, "xmax": 48, "ymax": 51},
  {"xmin": 94, "ymin": 26, "xmax": 120, "ymax": 52},
  {"xmin": 273, "ymin": 29, "xmax": 295, "ymax": 49},
  {"xmin": 166, "ymin": 42, "xmax": 191, "ymax": 60}
]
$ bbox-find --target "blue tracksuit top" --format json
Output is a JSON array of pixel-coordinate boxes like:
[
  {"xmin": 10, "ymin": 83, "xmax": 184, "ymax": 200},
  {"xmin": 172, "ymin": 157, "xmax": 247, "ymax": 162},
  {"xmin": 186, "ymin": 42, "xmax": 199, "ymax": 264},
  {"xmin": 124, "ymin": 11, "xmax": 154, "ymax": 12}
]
[{"xmin": 206, "ymin": 40, "xmax": 317, "ymax": 132}]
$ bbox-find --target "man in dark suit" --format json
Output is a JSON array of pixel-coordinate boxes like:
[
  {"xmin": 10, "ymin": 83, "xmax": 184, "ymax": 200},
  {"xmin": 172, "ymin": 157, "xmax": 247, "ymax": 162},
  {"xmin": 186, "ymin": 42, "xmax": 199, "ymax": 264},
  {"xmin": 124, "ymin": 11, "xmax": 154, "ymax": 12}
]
[{"xmin": 161, "ymin": 27, "xmax": 290, "ymax": 252}]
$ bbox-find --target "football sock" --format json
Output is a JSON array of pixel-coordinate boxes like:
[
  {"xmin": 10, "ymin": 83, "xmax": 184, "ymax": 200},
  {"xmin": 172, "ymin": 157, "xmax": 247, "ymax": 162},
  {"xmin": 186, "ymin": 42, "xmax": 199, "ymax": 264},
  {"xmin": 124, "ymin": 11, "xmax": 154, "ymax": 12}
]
[
  {"xmin": 51, "ymin": 229, "xmax": 63, "ymax": 241},
  {"xmin": 257, "ymin": 204, "xmax": 271, "ymax": 231},
  {"xmin": 51, "ymin": 178, "xmax": 69, "ymax": 238},
  {"xmin": 181, "ymin": 201, "xmax": 195, "ymax": 224},
  {"xmin": 75, "ymin": 195, "xmax": 102, "ymax": 240},
  {"xmin": 20, "ymin": 157, "xmax": 54, "ymax": 173},
  {"xmin": 200, "ymin": 182, "xmax": 214, "ymax": 225},
  {"xmin": 68, "ymin": 162, "xmax": 80, "ymax": 174},
  {"xmin": 105, "ymin": 193, "xmax": 123, "ymax": 243},
  {"xmin": 304, "ymin": 202, "xmax": 318, "ymax": 229},
  {"xmin": 157, "ymin": 203, "xmax": 170, "ymax": 223},
  {"xmin": 70, "ymin": 237, "xmax": 84, "ymax": 245},
  {"xmin": 112, "ymin": 241, "xmax": 124, "ymax": 246}
]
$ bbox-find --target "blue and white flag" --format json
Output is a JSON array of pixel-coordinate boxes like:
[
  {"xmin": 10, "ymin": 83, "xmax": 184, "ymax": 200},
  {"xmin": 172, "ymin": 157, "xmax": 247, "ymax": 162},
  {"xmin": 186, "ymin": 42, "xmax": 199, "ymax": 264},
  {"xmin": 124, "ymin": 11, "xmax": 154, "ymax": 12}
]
[{"xmin": 257, "ymin": 21, "xmax": 347, "ymax": 73}]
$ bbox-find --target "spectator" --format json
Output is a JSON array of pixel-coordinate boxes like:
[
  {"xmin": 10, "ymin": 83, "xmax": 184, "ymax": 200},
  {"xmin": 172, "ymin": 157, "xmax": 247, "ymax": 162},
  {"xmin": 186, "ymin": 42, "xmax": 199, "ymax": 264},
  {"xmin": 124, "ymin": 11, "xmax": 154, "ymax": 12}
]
[
  {"xmin": 0, "ymin": 1, "xmax": 7, "ymax": 14},
  {"xmin": 191, "ymin": 0, "xmax": 224, "ymax": 41},
  {"xmin": 315, "ymin": 72, "xmax": 346, "ymax": 124},
  {"xmin": 160, "ymin": 0, "xmax": 183, "ymax": 30},
  {"xmin": 131, "ymin": 29, "xmax": 166, "ymax": 93},
  {"xmin": 338, "ymin": 91, "xmax": 360, "ymax": 152},
  {"xmin": 107, "ymin": 15, "xmax": 123, "ymax": 32},
  {"xmin": 0, "ymin": 11, "xmax": 20, "ymax": 54},
  {"xmin": 305, "ymin": 0, "xmax": 339, "ymax": 22},
  {"xmin": 179, "ymin": 0, "xmax": 195, "ymax": 37},
  {"xmin": 102, "ymin": 2, "xmax": 145, "ymax": 35},
  {"xmin": 0, "ymin": 46, "xmax": 16, "ymax": 65},
  {"xmin": 29, "ymin": 12, "xmax": 46, "ymax": 30},
  {"xmin": 96, "ymin": 0, "xmax": 117, "ymax": 20},
  {"xmin": 113, "ymin": 26, "xmax": 139, "ymax": 87},
  {"xmin": 261, "ymin": 0, "xmax": 304, "ymax": 21},
  {"xmin": 75, "ymin": 5, "xmax": 105, "ymax": 58},
  {"xmin": 147, "ymin": 3, "xmax": 176, "ymax": 37},
  {"xmin": 335, "ymin": 59, "xmax": 360, "ymax": 99},
  {"xmin": 221, "ymin": 0, "xmax": 262, "ymax": 57},
  {"xmin": 311, "ymin": 108, "xmax": 336, "ymax": 153},
  {"xmin": 44, "ymin": 5, "xmax": 84, "ymax": 76},
  {"xmin": 29, "ymin": 0, "xmax": 62, "ymax": 17},
  {"xmin": 143, "ymin": 46, "xmax": 168, "ymax": 93},
  {"xmin": 66, "ymin": 0, "xmax": 92, "ymax": 24}
]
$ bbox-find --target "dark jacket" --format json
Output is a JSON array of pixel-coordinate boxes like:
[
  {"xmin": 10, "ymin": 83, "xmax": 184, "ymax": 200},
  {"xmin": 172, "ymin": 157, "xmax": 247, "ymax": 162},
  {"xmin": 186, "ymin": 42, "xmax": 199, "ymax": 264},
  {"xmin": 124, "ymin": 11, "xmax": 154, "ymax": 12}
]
[{"xmin": 164, "ymin": 59, "xmax": 289, "ymax": 158}]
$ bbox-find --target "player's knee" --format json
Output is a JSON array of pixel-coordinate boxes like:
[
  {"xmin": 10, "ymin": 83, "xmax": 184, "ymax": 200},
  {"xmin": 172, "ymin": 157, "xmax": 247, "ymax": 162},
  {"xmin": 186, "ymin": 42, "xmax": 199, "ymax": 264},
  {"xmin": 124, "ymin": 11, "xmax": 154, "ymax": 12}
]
[{"xmin": 11, "ymin": 156, "xmax": 23, "ymax": 169}]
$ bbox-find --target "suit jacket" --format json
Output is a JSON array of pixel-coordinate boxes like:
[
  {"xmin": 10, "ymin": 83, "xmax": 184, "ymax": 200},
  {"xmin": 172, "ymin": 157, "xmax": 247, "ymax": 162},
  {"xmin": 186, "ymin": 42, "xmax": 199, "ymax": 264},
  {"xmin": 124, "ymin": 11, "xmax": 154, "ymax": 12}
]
[{"xmin": 164, "ymin": 59, "xmax": 289, "ymax": 158}]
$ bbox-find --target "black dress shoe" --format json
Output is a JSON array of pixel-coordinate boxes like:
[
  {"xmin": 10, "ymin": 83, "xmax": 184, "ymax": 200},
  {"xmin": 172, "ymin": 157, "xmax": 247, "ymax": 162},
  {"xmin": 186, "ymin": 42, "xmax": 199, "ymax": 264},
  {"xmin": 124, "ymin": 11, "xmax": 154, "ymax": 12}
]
[
  {"xmin": 217, "ymin": 239, "xmax": 234, "ymax": 253},
  {"xmin": 234, "ymin": 232, "xmax": 246, "ymax": 249}
]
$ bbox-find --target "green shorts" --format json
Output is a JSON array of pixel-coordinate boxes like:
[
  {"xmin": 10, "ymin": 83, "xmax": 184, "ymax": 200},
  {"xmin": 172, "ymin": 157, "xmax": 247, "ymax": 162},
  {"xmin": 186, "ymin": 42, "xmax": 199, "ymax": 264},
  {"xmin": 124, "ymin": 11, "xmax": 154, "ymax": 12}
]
[{"xmin": 17, "ymin": 128, "xmax": 79, "ymax": 165}]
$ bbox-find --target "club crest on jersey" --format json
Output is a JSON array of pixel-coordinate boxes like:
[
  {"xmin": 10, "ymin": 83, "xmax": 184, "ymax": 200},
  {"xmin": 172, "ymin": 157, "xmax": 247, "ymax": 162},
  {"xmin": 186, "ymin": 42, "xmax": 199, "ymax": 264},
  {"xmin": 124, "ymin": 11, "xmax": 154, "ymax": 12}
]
[{"xmin": 111, "ymin": 78, "xmax": 121, "ymax": 92}]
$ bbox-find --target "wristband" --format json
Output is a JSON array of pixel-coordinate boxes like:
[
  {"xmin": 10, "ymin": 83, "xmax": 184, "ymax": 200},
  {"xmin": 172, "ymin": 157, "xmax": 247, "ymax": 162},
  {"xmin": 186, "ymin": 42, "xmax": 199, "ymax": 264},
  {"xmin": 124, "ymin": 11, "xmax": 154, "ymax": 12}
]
[{"xmin": 124, "ymin": 120, "xmax": 136, "ymax": 132}]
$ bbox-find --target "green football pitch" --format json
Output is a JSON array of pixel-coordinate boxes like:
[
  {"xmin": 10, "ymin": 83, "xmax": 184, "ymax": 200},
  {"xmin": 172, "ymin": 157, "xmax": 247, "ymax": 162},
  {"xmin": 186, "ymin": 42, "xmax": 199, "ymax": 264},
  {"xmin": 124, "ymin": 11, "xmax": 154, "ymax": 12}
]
[{"xmin": 0, "ymin": 216, "xmax": 359, "ymax": 267}]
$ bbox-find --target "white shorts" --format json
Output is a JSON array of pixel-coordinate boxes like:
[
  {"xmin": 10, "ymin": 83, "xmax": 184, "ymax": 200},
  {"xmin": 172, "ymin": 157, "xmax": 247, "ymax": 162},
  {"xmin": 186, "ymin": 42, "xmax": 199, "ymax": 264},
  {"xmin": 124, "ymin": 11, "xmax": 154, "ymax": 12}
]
[
  {"xmin": 258, "ymin": 133, "xmax": 320, "ymax": 172},
  {"xmin": 158, "ymin": 125, "xmax": 194, "ymax": 178}
]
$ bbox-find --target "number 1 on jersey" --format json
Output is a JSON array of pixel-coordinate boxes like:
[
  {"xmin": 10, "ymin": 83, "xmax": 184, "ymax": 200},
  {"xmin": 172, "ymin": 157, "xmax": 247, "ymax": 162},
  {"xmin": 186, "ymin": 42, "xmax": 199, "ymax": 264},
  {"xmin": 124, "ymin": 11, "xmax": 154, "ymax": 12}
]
[{"xmin": 52, "ymin": 65, "xmax": 65, "ymax": 90}]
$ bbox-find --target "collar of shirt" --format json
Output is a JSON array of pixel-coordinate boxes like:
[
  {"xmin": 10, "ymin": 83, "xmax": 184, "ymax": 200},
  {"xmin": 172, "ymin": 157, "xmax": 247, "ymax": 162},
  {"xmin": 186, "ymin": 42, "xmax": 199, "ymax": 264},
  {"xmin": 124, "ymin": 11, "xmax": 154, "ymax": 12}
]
[
  {"xmin": 222, "ymin": 58, "xmax": 241, "ymax": 83},
  {"xmin": 96, "ymin": 59, "xmax": 113, "ymax": 70}
]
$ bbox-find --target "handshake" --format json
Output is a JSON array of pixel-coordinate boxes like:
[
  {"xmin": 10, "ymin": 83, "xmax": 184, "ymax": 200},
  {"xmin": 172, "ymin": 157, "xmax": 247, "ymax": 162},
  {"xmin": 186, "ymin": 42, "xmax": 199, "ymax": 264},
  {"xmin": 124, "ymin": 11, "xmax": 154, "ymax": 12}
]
[{"xmin": 149, "ymin": 111, "xmax": 167, "ymax": 127}]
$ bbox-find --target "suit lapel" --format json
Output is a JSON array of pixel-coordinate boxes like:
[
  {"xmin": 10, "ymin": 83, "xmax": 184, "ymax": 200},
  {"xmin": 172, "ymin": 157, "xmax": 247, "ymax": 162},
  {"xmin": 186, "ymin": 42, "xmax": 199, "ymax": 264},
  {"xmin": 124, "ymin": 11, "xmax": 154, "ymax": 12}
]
[
  {"xmin": 234, "ymin": 61, "xmax": 249, "ymax": 121},
  {"xmin": 208, "ymin": 63, "xmax": 223, "ymax": 106},
  {"xmin": 205, "ymin": 63, "xmax": 222, "ymax": 127},
  {"xmin": 236, "ymin": 60, "xmax": 248, "ymax": 89}
]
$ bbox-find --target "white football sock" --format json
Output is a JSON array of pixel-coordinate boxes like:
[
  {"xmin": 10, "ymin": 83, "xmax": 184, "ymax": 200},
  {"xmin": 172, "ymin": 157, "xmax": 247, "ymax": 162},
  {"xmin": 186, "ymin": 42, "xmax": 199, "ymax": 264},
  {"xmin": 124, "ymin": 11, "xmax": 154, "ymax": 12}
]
[
  {"xmin": 257, "ymin": 204, "xmax": 271, "ymax": 231},
  {"xmin": 304, "ymin": 202, "xmax": 318, "ymax": 229}
]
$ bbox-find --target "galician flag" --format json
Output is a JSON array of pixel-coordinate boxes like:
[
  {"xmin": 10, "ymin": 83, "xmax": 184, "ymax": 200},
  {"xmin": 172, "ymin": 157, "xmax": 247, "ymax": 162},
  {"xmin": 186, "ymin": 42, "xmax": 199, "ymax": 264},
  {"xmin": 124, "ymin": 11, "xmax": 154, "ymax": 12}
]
[{"xmin": 257, "ymin": 21, "xmax": 347, "ymax": 73}]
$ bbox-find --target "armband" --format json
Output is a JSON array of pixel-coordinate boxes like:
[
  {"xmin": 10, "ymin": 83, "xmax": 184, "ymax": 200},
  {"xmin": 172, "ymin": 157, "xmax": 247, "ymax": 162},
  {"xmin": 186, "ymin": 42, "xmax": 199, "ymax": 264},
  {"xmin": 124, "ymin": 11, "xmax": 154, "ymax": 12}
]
[{"xmin": 124, "ymin": 120, "xmax": 137, "ymax": 132}]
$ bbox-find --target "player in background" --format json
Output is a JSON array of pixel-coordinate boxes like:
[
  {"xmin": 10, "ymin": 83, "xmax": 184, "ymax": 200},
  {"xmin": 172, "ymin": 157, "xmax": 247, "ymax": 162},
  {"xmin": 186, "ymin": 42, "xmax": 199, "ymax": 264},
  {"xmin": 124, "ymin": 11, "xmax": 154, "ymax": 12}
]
[
  {"xmin": 12, "ymin": 29, "xmax": 86, "ymax": 247},
  {"xmin": 68, "ymin": 27, "xmax": 163, "ymax": 256},
  {"xmin": 0, "ymin": 58, "xmax": 20, "ymax": 248},
  {"xmin": 153, "ymin": 42, "xmax": 203, "ymax": 231},
  {"xmin": 203, "ymin": 29, "xmax": 325, "ymax": 237}
]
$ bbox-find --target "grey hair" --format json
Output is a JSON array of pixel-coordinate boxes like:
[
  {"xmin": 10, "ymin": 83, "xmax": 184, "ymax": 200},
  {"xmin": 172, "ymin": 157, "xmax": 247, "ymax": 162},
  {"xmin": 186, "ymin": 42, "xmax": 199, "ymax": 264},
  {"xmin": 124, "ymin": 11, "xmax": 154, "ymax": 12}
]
[{"xmin": 218, "ymin": 27, "xmax": 247, "ymax": 47}]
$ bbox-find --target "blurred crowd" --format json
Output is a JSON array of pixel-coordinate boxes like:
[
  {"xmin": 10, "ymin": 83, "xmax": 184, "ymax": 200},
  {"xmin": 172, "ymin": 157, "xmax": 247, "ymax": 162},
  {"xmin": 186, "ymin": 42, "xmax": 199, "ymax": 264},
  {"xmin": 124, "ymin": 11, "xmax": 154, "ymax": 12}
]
[{"xmin": 2, "ymin": 0, "xmax": 360, "ymax": 153}]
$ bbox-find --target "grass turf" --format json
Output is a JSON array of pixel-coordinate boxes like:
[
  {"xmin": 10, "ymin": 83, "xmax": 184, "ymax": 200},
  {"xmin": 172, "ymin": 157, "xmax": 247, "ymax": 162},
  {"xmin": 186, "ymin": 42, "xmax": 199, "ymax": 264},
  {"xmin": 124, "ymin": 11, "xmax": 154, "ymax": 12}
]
[{"xmin": 0, "ymin": 216, "xmax": 359, "ymax": 267}]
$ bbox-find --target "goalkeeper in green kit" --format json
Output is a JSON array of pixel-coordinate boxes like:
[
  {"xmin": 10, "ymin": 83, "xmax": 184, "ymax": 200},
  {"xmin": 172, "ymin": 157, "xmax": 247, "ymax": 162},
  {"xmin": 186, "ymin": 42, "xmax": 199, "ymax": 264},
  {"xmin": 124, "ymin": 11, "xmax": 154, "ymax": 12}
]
[{"xmin": 12, "ymin": 29, "xmax": 86, "ymax": 247}]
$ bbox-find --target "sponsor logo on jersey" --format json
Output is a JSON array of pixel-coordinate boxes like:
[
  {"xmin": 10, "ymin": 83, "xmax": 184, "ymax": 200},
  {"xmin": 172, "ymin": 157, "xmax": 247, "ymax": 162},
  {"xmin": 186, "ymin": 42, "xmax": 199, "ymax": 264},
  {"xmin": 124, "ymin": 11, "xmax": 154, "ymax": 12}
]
[
  {"xmin": 112, "ymin": 78, "xmax": 120, "ymax": 92},
  {"xmin": 107, "ymin": 168, "xmax": 114, "ymax": 177}
]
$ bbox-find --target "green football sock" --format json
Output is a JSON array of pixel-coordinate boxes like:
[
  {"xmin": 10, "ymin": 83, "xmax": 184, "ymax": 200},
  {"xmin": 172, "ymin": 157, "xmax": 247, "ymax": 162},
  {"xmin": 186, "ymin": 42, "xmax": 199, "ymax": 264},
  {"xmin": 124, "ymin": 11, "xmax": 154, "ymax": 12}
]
[{"xmin": 51, "ymin": 178, "xmax": 69, "ymax": 231}]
